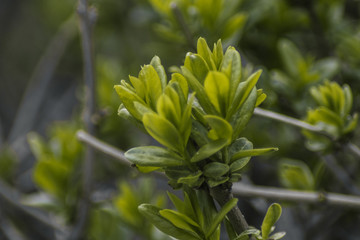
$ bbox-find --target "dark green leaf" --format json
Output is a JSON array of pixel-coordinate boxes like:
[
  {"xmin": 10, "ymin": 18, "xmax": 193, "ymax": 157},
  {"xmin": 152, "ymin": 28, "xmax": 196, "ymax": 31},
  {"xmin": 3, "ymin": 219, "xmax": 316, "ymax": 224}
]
[
  {"xmin": 191, "ymin": 138, "xmax": 228, "ymax": 163},
  {"xmin": 203, "ymin": 162, "xmax": 229, "ymax": 178},
  {"xmin": 138, "ymin": 204, "xmax": 202, "ymax": 240},
  {"xmin": 125, "ymin": 146, "xmax": 184, "ymax": 167}
]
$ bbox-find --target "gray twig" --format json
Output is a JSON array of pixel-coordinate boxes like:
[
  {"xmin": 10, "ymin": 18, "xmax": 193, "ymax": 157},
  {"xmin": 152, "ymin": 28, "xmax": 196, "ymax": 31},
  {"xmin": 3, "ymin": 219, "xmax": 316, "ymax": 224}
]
[
  {"xmin": 69, "ymin": 1, "xmax": 97, "ymax": 239},
  {"xmin": 254, "ymin": 107, "xmax": 324, "ymax": 133},
  {"xmin": 77, "ymin": 130, "xmax": 360, "ymax": 209},
  {"xmin": 76, "ymin": 130, "xmax": 128, "ymax": 166},
  {"xmin": 0, "ymin": 179, "xmax": 65, "ymax": 239},
  {"xmin": 232, "ymin": 182, "xmax": 360, "ymax": 209},
  {"xmin": 321, "ymin": 154, "xmax": 360, "ymax": 195}
]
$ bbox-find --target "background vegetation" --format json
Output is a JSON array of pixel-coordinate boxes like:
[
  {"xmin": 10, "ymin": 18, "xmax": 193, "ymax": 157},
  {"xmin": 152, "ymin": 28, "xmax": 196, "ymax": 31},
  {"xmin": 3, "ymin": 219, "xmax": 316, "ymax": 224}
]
[{"xmin": 1, "ymin": 0, "xmax": 360, "ymax": 239}]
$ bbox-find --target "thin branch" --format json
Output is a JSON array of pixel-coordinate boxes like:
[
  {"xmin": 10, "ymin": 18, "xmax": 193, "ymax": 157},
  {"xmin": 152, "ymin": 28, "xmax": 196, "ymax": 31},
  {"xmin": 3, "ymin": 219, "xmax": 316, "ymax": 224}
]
[
  {"xmin": 321, "ymin": 154, "xmax": 360, "ymax": 195},
  {"xmin": 76, "ymin": 130, "xmax": 166, "ymax": 179},
  {"xmin": 254, "ymin": 107, "xmax": 324, "ymax": 133},
  {"xmin": 0, "ymin": 179, "xmax": 65, "ymax": 239},
  {"xmin": 69, "ymin": 1, "xmax": 97, "ymax": 239},
  {"xmin": 347, "ymin": 142, "xmax": 360, "ymax": 159},
  {"xmin": 8, "ymin": 15, "xmax": 77, "ymax": 143},
  {"xmin": 76, "ymin": 130, "xmax": 129, "ymax": 166},
  {"xmin": 170, "ymin": 2, "xmax": 196, "ymax": 50},
  {"xmin": 232, "ymin": 182, "xmax": 360, "ymax": 209},
  {"xmin": 78, "ymin": 131, "xmax": 360, "ymax": 209}
]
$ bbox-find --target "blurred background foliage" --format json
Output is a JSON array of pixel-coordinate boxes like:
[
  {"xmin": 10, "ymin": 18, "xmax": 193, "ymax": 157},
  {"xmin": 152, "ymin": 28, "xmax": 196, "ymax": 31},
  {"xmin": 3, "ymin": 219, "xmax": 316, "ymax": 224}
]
[{"xmin": 1, "ymin": 0, "xmax": 360, "ymax": 239}]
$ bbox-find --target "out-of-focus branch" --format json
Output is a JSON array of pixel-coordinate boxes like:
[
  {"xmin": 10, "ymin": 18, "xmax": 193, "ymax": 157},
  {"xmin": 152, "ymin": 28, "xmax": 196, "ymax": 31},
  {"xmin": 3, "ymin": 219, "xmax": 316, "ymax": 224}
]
[
  {"xmin": 232, "ymin": 182, "xmax": 360, "ymax": 209},
  {"xmin": 321, "ymin": 154, "xmax": 360, "ymax": 195},
  {"xmin": 254, "ymin": 107, "xmax": 324, "ymax": 133},
  {"xmin": 347, "ymin": 142, "xmax": 360, "ymax": 159},
  {"xmin": 77, "ymin": 130, "xmax": 129, "ymax": 166},
  {"xmin": 69, "ymin": 0, "xmax": 97, "ymax": 239},
  {"xmin": 0, "ymin": 179, "xmax": 64, "ymax": 239},
  {"xmin": 170, "ymin": 2, "xmax": 196, "ymax": 50},
  {"xmin": 77, "ymin": 130, "xmax": 360, "ymax": 209},
  {"xmin": 8, "ymin": 15, "xmax": 77, "ymax": 143}
]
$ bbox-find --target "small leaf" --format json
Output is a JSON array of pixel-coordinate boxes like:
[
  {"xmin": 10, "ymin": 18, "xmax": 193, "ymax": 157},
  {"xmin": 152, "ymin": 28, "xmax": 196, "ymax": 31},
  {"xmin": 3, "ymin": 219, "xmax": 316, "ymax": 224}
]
[
  {"xmin": 221, "ymin": 47, "xmax": 241, "ymax": 103},
  {"xmin": 278, "ymin": 39, "xmax": 304, "ymax": 77},
  {"xmin": 181, "ymin": 66, "xmax": 217, "ymax": 114},
  {"xmin": 278, "ymin": 159, "xmax": 315, "ymax": 190},
  {"xmin": 207, "ymin": 177, "xmax": 229, "ymax": 187},
  {"xmin": 125, "ymin": 146, "xmax": 184, "ymax": 167},
  {"xmin": 212, "ymin": 39, "xmax": 223, "ymax": 69},
  {"xmin": 256, "ymin": 89, "xmax": 267, "ymax": 107},
  {"xmin": 160, "ymin": 209, "xmax": 200, "ymax": 232},
  {"xmin": 203, "ymin": 162, "xmax": 229, "ymax": 178},
  {"xmin": 114, "ymin": 85, "xmax": 146, "ymax": 121},
  {"xmin": 261, "ymin": 203, "xmax": 282, "ymax": 240},
  {"xmin": 230, "ymin": 158, "xmax": 250, "ymax": 172},
  {"xmin": 139, "ymin": 65, "xmax": 163, "ymax": 109},
  {"xmin": 234, "ymin": 228, "xmax": 261, "ymax": 240},
  {"xmin": 197, "ymin": 37, "xmax": 216, "ymax": 70},
  {"xmin": 191, "ymin": 138, "xmax": 228, "ymax": 163},
  {"xmin": 230, "ymin": 148, "xmax": 278, "ymax": 162},
  {"xmin": 205, "ymin": 115, "xmax": 233, "ymax": 144},
  {"xmin": 221, "ymin": 13, "xmax": 247, "ymax": 40},
  {"xmin": 184, "ymin": 53, "xmax": 210, "ymax": 84},
  {"xmin": 150, "ymin": 55, "xmax": 167, "ymax": 90},
  {"xmin": 178, "ymin": 171, "xmax": 204, "ymax": 187},
  {"xmin": 143, "ymin": 113, "xmax": 184, "ymax": 153},
  {"xmin": 205, "ymin": 198, "xmax": 238, "ymax": 238},
  {"xmin": 204, "ymin": 71, "xmax": 230, "ymax": 116},
  {"xmin": 138, "ymin": 204, "xmax": 202, "ymax": 240},
  {"xmin": 229, "ymin": 88, "xmax": 257, "ymax": 139},
  {"xmin": 269, "ymin": 232, "xmax": 286, "ymax": 240},
  {"xmin": 227, "ymin": 70, "xmax": 262, "ymax": 119}
]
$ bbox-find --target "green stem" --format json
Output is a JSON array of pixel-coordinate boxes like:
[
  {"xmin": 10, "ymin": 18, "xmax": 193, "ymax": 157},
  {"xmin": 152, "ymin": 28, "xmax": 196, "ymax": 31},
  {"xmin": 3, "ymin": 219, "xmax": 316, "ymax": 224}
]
[{"xmin": 210, "ymin": 184, "xmax": 249, "ymax": 235}]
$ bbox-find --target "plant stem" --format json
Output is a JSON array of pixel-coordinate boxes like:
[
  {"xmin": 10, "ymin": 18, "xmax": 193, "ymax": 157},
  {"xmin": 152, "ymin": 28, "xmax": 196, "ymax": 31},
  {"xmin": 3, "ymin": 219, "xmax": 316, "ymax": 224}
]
[
  {"xmin": 170, "ymin": 2, "xmax": 196, "ymax": 50},
  {"xmin": 77, "ymin": 130, "xmax": 129, "ymax": 165},
  {"xmin": 254, "ymin": 107, "xmax": 360, "ymax": 158},
  {"xmin": 254, "ymin": 107, "xmax": 323, "ymax": 133},
  {"xmin": 69, "ymin": 1, "xmax": 97, "ymax": 239},
  {"xmin": 210, "ymin": 184, "xmax": 249, "ymax": 235},
  {"xmin": 321, "ymin": 154, "xmax": 360, "ymax": 195},
  {"xmin": 77, "ymin": 131, "xmax": 360, "ymax": 209},
  {"xmin": 347, "ymin": 142, "xmax": 360, "ymax": 159},
  {"xmin": 232, "ymin": 182, "xmax": 360, "ymax": 208}
]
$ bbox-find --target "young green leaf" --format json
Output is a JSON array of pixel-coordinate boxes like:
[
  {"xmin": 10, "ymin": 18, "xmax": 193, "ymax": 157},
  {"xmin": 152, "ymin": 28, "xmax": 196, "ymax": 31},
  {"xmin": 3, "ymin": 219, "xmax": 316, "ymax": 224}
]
[
  {"xmin": 184, "ymin": 53, "xmax": 210, "ymax": 84},
  {"xmin": 205, "ymin": 115, "xmax": 233, "ymax": 144},
  {"xmin": 159, "ymin": 209, "xmax": 200, "ymax": 232},
  {"xmin": 261, "ymin": 203, "xmax": 282, "ymax": 240},
  {"xmin": 204, "ymin": 71, "xmax": 230, "ymax": 116},
  {"xmin": 138, "ymin": 204, "xmax": 202, "ymax": 240},
  {"xmin": 125, "ymin": 146, "xmax": 184, "ymax": 167},
  {"xmin": 197, "ymin": 37, "xmax": 216, "ymax": 70},
  {"xmin": 143, "ymin": 112, "xmax": 184, "ymax": 153},
  {"xmin": 221, "ymin": 47, "xmax": 241, "ymax": 103},
  {"xmin": 230, "ymin": 147, "xmax": 278, "ymax": 162},
  {"xmin": 203, "ymin": 162, "xmax": 229, "ymax": 178},
  {"xmin": 205, "ymin": 198, "xmax": 238, "ymax": 238},
  {"xmin": 227, "ymin": 70, "xmax": 262, "ymax": 119},
  {"xmin": 150, "ymin": 55, "xmax": 167, "ymax": 90},
  {"xmin": 191, "ymin": 138, "xmax": 228, "ymax": 163}
]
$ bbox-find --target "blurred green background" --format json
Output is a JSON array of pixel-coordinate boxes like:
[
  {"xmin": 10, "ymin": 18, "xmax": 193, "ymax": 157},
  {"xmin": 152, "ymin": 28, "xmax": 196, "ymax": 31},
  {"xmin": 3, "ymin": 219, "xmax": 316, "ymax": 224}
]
[{"xmin": 1, "ymin": 0, "xmax": 360, "ymax": 239}]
